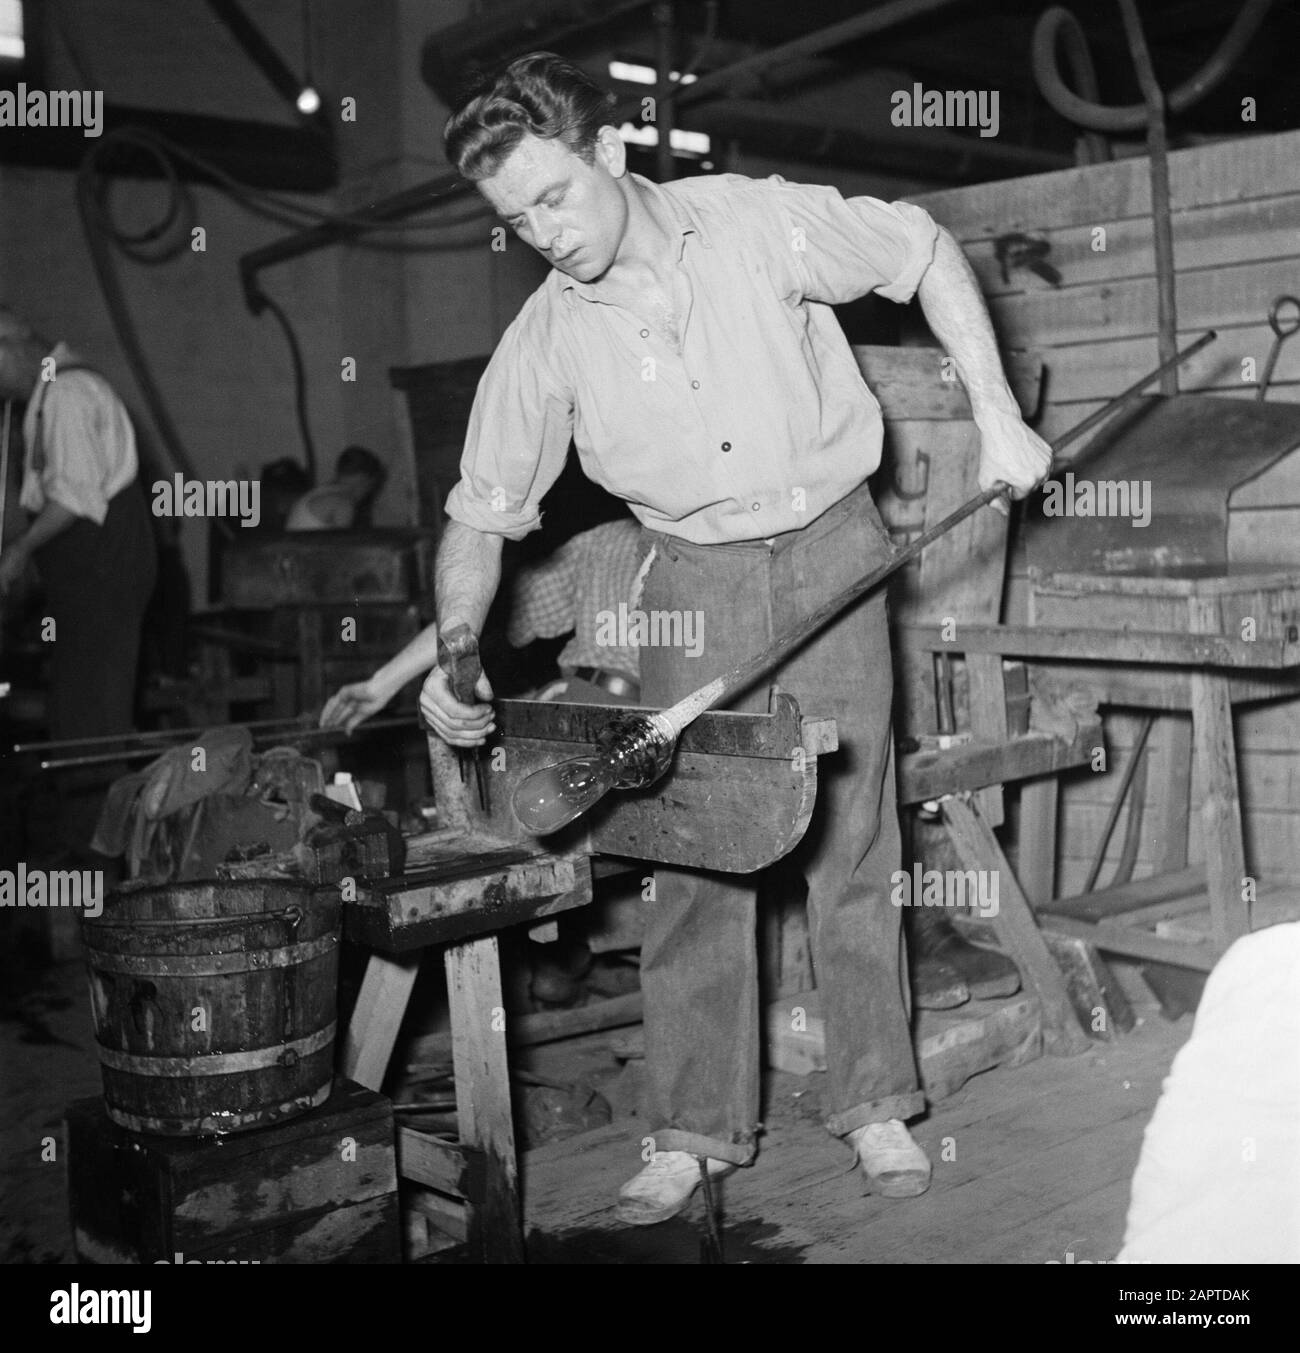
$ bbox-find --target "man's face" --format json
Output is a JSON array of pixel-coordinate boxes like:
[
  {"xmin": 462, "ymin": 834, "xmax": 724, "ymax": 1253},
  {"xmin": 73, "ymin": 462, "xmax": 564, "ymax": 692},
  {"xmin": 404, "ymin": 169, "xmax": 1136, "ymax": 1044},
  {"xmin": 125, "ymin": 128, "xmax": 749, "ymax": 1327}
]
[{"xmin": 478, "ymin": 128, "xmax": 629, "ymax": 283}]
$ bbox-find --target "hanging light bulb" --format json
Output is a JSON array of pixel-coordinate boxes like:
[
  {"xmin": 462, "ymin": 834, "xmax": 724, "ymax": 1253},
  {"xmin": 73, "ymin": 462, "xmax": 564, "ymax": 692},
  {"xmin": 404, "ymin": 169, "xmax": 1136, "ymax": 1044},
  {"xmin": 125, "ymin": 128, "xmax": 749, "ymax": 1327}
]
[
  {"xmin": 512, "ymin": 714, "xmax": 676, "ymax": 835},
  {"xmin": 295, "ymin": 1, "xmax": 319, "ymax": 116}
]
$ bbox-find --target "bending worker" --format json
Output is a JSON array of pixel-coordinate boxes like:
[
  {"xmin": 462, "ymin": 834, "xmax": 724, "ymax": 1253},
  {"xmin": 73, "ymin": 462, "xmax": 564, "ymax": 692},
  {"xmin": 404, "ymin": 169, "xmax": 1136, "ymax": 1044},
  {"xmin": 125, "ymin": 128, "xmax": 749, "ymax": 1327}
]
[{"xmin": 421, "ymin": 53, "xmax": 1050, "ymax": 1224}]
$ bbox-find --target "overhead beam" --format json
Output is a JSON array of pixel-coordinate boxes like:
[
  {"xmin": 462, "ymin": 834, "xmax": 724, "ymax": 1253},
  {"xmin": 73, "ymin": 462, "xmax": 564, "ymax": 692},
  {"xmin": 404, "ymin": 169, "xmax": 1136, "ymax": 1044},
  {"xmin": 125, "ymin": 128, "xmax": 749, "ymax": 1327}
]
[
  {"xmin": 692, "ymin": 99, "xmax": 1072, "ymax": 182},
  {"xmin": 670, "ymin": 0, "xmax": 972, "ymax": 111},
  {"xmin": 241, "ymin": 0, "xmax": 972, "ymax": 288}
]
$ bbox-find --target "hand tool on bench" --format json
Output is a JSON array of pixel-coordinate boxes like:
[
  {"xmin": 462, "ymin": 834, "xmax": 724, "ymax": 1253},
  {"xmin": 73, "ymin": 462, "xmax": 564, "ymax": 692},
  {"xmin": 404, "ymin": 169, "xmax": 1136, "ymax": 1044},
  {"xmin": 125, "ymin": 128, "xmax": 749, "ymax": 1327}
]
[
  {"xmin": 305, "ymin": 791, "xmax": 407, "ymax": 884},
  {"xmin": 1258, "ymin": 294, "xmax": 1300, "ymax": 401},
  {"xmin": 511, "ymin": 331, "xmax": 1219, "ymax": 834},
  {"xmin": 438, "ymin": 622, "xmax": 490, "ymax": 811}
]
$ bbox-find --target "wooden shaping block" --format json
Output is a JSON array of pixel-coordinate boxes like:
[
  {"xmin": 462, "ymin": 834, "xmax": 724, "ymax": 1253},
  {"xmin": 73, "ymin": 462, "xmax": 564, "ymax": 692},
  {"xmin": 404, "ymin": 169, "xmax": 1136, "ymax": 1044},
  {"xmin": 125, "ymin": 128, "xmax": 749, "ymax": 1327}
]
[
  {"xmin": 459, "ymin": 694, "xmax": 838, "ymax": 873},
  {"xmin": 66, "ymin": 1079, "xmax": 400, "ymax": 1265}
]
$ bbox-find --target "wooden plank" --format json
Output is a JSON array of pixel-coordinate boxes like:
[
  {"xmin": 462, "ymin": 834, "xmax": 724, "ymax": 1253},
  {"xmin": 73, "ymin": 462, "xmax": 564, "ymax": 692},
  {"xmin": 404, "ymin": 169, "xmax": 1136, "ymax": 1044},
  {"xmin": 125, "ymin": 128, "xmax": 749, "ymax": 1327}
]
[
  {"xmin": 899, "ymin": 620, "xmax": 1300, "ymax": 669},
  {"xmin": 404, "ymin": 992, "xmax": 645, "ymax": 1066},
  {"xmin": 1042, "ymin": 914, "xmax": 1219, "ymax": 971},
  {"xmin": 988, "ymin": 256, "xmax": 1300, "ymax": 351},
  {"xmin": 340, "ymin": 952, "xmax": 422, "ymax": 1092},
  {"xmin": 967, "ymin": 655, "xmax": 1009, "ymax": 825},
  {"xmin": 959, "ymin": 193, "xmax": 1300, "ymax": 299},
  {"xmin": 444, "ymin": 935, "xmax": 525, "ymax": 1264},
  {"xmin": 1017, "ymin": 777, "xmax": 1059, "ymax": 904},
  {"xmin": 396, "ymin": 1126, "xmax": 476, "ymax": 1200},
  {"xmin": 913, "ymin": 424, "xmax": 1009, "ymax": 821},
  {"xmin": 852, "ymin": 345, "xmax": 1043, "ymax": 420},
  {"xmin": 914, "ymin": 128, "xmax": 1300, "ymax": 237},
  {"xmin": 347, "ymin": 852, "xmax": 587, "ymax": 953},
  {"xmin": 940, "ymin": 795, "xmax": 1090, "ymax": 1056},
  {"xmin": 1022, "ymin": 323, "xmax": 1300, "ymax": 404},
  {"xmin": 1154, "ymin": 716, "xmax": 1193, "ymax": 872},
  {"xmin": 1188, "ymin": 670, "xmax": 1251, "ymax": 948},
  {"xmin": 405, "ymin": 1185, "xmax": 469, "ymax": 1242},
  {"xmin": 1057, "ymin": 803, "xmax": 1300, "ymax": 879},
  {"xmin": 896, "ymin": 725, "xmax": 1098, "ymax": 804},
  {"xmin": 1039, "ymin": 864, "xmax": 1206, "ymax": 921}
]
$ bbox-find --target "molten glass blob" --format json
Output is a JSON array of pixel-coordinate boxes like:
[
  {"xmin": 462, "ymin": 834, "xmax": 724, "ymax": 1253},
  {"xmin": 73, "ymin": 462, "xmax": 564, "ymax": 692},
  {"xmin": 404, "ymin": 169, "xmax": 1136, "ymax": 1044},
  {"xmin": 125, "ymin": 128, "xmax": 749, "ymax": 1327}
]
[{"xmin": 511, "ymin": 715, "xmax": 676, "ymax": 835}]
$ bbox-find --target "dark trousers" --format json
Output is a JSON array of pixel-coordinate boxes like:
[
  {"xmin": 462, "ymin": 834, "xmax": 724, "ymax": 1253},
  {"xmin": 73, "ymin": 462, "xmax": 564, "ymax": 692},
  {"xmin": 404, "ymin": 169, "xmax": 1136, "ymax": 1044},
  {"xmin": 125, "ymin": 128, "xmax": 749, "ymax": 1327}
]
[
  {"xmin": 34, "ymin": 482, "xmax": 157, "ymax": 848},
  {"xmin": 636, "ymin": 480, "xmax": 922, "ymax": 1164}
]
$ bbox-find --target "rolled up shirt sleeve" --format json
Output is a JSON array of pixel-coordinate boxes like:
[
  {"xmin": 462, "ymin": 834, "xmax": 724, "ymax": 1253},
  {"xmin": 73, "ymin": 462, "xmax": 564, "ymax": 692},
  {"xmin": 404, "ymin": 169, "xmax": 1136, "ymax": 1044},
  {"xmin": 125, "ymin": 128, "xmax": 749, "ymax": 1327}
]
[
  {"xmin": 444, "ymin": 297, "xmax": 575, "ymax": 541},
  {"xmin": 758, "ymin": 177, "xmax": 940, "ymax": 307}
]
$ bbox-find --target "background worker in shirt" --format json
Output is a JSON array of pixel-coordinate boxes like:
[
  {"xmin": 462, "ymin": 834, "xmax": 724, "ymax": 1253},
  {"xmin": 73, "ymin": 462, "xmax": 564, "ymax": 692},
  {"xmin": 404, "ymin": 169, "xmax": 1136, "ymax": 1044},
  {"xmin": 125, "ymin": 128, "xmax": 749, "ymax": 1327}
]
[
  {"xmin": 507, "ymin": 517, "xmax": 644, "ymax": 704},
  {"xmin": 422, "ymin": 53, "xmax": 1051, "ymax": 1224},
  {"xmin": 0, "ymin": 307, "xmax": 158, "ymax": 856},
  {"xmin": 319, "ymin": 516, "xmax": 644, "ymax": 731},
  {"xmin": 286, "ymin": 444, "xmax": 387, "ymax": 531}
]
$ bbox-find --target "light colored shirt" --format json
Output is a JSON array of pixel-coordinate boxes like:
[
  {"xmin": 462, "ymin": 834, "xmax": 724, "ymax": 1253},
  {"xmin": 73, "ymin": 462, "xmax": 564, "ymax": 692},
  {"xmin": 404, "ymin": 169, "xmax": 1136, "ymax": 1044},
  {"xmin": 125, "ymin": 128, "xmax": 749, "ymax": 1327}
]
[
  {"xmin": 1116, "ymin": 922, "xmax": 1300, "ymax": 1264},
  {"xmin": 506, "ymin": 519, "xmax": 645, "ymax": 679},
  {"xmin": 20, "ymin": 342, "xmax": 137, "ymax": 525},
  {"xmin": 286, "ymin": 484, "xmax": 357, "ymax": 531},
  {"xmin": 445, "ymin": 172, "xmax": 939, "ymax": 546}
]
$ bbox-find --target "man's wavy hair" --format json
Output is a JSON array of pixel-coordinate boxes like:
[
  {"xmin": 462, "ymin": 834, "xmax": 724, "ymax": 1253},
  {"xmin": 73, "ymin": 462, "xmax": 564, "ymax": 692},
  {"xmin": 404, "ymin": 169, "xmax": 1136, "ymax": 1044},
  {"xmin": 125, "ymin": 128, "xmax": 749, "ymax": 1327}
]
[{"xmin": 444, "ymin": 52, "xmax": 618, "ymax": 181}]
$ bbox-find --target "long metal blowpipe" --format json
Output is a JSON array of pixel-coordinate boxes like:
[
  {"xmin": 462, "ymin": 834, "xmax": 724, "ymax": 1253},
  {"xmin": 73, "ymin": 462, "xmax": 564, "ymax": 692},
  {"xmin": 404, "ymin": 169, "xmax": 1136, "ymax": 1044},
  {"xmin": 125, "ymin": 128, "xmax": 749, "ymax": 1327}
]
[{"xmin": 511, "ymin": 330, "xmax": 1218, "ymax": 834}]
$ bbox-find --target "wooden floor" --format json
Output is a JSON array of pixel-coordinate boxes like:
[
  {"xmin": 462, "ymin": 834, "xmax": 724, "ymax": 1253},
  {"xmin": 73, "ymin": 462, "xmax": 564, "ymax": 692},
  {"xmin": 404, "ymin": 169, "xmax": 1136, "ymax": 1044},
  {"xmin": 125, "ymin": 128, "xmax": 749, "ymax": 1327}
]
[
  {"xmin": 521, "ymin": 997, "xmax": 1190, "ymax": 1265},
  {"xmin": 2, "ymin": 935, "xmax": 1192, "ymax": 1266}
]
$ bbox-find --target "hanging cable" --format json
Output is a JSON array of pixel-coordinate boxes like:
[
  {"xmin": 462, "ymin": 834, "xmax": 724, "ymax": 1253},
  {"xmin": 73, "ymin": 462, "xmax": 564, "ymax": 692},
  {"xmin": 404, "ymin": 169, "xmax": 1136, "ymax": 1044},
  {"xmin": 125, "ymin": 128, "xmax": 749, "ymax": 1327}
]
[
  {"xmin": 1032, "ymin": 0, "xmax": 1275, "ymax": 133},
  {"xmin": 259, "ymin": 294, "xmax": 317, "ymax": 484},
  {"xmin": 77, "ymin": 124, "xmax": 493, "ymax": 485}
]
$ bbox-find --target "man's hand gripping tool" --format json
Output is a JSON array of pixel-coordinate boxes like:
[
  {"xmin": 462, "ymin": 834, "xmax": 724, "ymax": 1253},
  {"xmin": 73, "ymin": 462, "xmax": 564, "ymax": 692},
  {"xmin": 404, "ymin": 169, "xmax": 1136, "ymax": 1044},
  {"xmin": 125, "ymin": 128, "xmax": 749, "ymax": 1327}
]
[{"xmin": 438, "ymin": 623, "xmax": 490, "ymax": 812}]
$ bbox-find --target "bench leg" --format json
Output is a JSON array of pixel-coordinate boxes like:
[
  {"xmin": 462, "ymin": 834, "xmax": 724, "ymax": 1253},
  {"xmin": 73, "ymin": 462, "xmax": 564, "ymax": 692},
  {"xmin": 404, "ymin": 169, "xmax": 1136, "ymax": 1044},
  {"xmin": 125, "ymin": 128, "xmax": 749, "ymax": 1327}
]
[
  {"xmin": 445, "ymin": 935, "xmax": 525, "ymax": 1264},
  {"xmin": 942, "ymin": 795, "xmax": 1090, "ymax": 1056},
  {"xmin": 1017, "ymin": 778, "xmax": 1059, "ymax": 906},
  {"xmin": 1189, "ymin": 673, "xmax": 1250, "ymax": 949},
  {"xmin": 341, "ymin": 952, "xmax": 422, "ymax": 1092}
]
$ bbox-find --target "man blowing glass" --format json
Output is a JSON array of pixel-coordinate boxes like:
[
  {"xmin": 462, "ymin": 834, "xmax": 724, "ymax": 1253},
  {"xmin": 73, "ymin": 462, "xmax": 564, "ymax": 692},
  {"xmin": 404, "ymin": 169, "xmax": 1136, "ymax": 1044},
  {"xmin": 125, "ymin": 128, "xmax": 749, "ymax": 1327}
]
[{"xmin": 421, "ymin": 53, "xmax": 1050, "ymax": 1224}]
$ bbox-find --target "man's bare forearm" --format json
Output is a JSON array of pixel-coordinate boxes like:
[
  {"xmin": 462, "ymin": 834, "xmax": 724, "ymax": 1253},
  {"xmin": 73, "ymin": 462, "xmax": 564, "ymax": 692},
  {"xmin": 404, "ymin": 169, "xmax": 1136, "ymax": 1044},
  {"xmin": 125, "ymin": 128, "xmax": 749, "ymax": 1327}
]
[
  {"xmin": 916, "ymin": 227, "xmax": 1020, "ymax": 420},
  {"xmin": 369, "ymin": 622, "xmax": 442, "ymax": 702},
  {"xmin": 435, "ymin": 519, "xmax": 504, "ymax": 635}
]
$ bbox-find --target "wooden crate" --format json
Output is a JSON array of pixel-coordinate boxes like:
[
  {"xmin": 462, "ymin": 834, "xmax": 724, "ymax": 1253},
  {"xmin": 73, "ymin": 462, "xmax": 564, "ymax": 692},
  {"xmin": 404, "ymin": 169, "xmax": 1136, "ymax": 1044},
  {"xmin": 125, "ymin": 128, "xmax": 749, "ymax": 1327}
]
[{"xmin": 66, "ymin": 1079, "xmax": 400, "ymax": 1265}]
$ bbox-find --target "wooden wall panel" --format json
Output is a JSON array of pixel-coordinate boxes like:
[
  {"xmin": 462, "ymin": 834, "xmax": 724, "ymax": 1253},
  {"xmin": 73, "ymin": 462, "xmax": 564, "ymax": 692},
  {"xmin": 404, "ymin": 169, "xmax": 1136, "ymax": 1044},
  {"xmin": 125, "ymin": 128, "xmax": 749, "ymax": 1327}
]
[{"xmin": 912, "ymin": 129, "xmax": 1300, "ymax": 890}]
